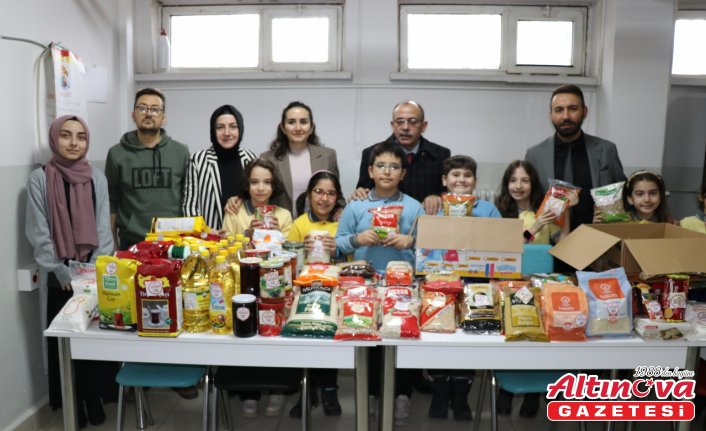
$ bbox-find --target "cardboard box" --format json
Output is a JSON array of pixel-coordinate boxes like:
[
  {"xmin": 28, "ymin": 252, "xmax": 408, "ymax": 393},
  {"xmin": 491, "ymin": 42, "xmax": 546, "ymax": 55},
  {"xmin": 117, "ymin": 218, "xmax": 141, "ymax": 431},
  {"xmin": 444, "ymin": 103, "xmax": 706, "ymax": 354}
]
[
  {"xmin": 550, "ymin": 223, "xmax": 706, "ymax": 279},
  {"xmin": 415, "ymin": 215, "xmax": 523, "ymax": 278}
]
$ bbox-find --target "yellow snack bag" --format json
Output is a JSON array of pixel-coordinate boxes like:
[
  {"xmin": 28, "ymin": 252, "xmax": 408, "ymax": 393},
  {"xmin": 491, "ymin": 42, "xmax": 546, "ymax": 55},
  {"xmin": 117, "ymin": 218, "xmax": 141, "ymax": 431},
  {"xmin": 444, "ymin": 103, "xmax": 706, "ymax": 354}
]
[
  {"xmin": 97, "ymin": 256, "xmax": 139, "ymax": 331},
  {"xmin": 150, "ymin": 216, "xmax": 209, "ymax": 235},
  {"xmin": 502, "ymin": 284, "xmax": 549, "ymax": 342}
]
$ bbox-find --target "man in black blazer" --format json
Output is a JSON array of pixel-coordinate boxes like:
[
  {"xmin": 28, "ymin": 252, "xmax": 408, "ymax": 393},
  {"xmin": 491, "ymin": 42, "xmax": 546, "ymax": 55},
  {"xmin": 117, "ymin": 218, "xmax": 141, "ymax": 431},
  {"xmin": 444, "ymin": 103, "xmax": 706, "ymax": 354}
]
[
  {"xmin": 350, "ymin": 100, "xmax": 451, "ymax": 214},
  {"xmin": 525, "ymin": 84, "xmax": 626, "ymax": 230}
]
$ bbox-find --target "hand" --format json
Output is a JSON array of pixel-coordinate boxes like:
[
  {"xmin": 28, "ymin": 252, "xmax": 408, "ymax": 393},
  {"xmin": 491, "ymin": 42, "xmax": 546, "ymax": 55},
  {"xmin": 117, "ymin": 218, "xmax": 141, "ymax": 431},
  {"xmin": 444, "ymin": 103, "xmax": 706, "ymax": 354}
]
[
  {"xmin": 566, "ymin": 190, "xmax": 580, "ymax": 207},
  {"xmin": 592, "ymin": 206, "xmax": 604, "ymax": 224},
  {"xmin": 263, "ymin": 215, "xmax": 280, "ymax": 230},
  {"xmin": 305, "ymin": 234, "xmax": 336, "ymax": 253},
  {"xmin": 249, "ymin": 218, "xmax": 265, "ymax": 231},
  {"xmin": 349, "ymin": 187, "xmax": 370, "ymax": 202},
  {"xmin": 381, "ymin": 232, "xmax": 414, "ymax": 250},
  {"xmin": 225, "ymin": 196, "xmax": 243, "ymax": 215},
  {"xmin": 62, "ymin": 283, "xmax": 73, "ymax": 292},
  {"xmin": 422, "ymin": 195, "xmax": 442, "ymax": 215},
  {"xmin": 355, "ymin": 230, "xmax": 380, "ymax": 247}
]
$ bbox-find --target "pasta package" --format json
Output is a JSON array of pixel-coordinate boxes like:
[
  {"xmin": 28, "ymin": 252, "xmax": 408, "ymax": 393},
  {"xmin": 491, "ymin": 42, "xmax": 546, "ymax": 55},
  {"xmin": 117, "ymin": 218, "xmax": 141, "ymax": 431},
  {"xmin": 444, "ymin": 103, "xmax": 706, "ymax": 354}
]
[
  {"xmin": 577, "ymin": 268, "xmax": 633, "ymax": 337},
  {"xmin": 590, "ymin": 181, "xmax": 629, "ymax": 223},
  {"xmin": 294, "ymin": 264, "xmax": 340, "ymax": 287},
  {"xmin": 420, "ymin": 289, "xmax": 457, "ymax": 333},
  {"xmin": 97, "ymin": 256, "xmax": 139, "ymax": 331},
  {"xmin": 541, "ymin": 284, "xmax": 589, "ymax": 342},
  {"xmin": 369, "ymin": 205, "xmax": 403, "ymax": 239},
  {"xmin": 281, "ymin": 285, "xmax": 338, "ymax": 338},
  {"xmin": 334, "ymin": 296, "xmax": 381, "ymax": 341},
  {"xmin": 503, "ymin": 284, "xmax": 548, "ymax": 342},
  {"xmin": 441, "ymin": 193, "xmax": 476, "ymax": 217},
  {"xmin": 460, "ymin": 283, "xmax": 501, "ymax": 334},
  {"xmin": 536, "ymin": 179, "xmax": 580, "ymax": 228},
  {"xmin": 386, "ymin": 261, "xmax": 414, "ymax": 286}
]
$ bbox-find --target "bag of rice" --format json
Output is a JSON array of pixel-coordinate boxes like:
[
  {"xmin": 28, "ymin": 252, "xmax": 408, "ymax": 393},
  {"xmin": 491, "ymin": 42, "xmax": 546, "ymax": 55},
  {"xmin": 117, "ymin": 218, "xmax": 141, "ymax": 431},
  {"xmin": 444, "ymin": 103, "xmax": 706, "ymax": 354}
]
[
  {"xmin": 441, "ymin": 193, "xmax": 476, "ymax": 217},
  {"xmin": 459, "ymin": 283, "xmax": 502, "ymax": 334},
  {"xmin": 577, "ymin": 268, "xmax": 633, "ymax": 337},
  {"xmin": 282, "ymin": 284, "xmax": 338, "ymax": 338},
  {"xmin": 48, "ymin": 294, "xmax": 98, "ymax": 333},
  {"xmin": 380, "ymin": 289, "xmax": 421, "ymax": 339},
  {"xmin": 334, "ymin": 296, "xmax": 381, "ymax": 341},
  {"xmin": 541, "ymin": 284, "xmax": 589, "ymax": 342},
  {"xmin": 536, "ymin": 179, "xmax": 580, "ymax": 228},
  {"xmin": 590, "ymin": 181, "xmax": 629, "ymax": 223},
  {"xmin": 369, "ymin": 205, "xmax": 403, "ymax": 240},
  {"xmin": 386, "ymin": 261, "xmax": 413, "ymax": 286},
  {"xmin": 420, "ymin": 289, "xmax": 457, "ymax": 333}
]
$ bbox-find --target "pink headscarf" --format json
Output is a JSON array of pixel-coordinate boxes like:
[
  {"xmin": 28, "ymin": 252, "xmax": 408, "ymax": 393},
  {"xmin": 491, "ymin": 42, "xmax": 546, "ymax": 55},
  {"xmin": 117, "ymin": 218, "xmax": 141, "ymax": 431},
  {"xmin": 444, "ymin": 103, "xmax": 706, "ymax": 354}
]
[{"xmin": 45, "ymin": 115, "xmax": 98, "ymax": 261}]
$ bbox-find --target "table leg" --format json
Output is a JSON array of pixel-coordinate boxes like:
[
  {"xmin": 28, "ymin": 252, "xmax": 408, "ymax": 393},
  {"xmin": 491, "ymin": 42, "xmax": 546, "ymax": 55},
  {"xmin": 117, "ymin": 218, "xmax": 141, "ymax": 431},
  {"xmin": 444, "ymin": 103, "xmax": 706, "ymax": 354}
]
[
  {"xmin": 354, "ymin": 347, "xmax": 369, "ymax": 431},
  {"xmin": 604, "ymin": 369, "xmax": 619, "ymax": 431},
  {"xmin": 58, "ymin": 337, "xmax": 78, "ymax": 431},
  {"xmin": 676, "ymin": 347, "xmax": 700, "ymax": 431},
  {"xmin": 379, "ymin": 346, "xmax": 396, "ymax": 431},
  {"xmin": 302, "ymin": 368, "xmax": 310, "ymax": 431}
]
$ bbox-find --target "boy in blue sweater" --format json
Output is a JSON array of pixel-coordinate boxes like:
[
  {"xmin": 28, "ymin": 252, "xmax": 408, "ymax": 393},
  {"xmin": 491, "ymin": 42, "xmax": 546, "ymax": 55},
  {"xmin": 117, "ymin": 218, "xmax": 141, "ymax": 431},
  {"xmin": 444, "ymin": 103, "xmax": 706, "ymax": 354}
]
[{"xmin": 336, "ymin": 141, "xmax": 425, "ymax": 271}]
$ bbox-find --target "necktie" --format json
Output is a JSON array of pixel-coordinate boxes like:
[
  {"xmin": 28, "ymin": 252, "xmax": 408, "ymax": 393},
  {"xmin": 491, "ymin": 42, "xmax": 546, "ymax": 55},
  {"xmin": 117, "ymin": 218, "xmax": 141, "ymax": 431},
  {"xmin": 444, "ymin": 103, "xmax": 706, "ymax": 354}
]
[
  {"xmin": 563, "ymin": 145, "xmax": 573, "ymax": 184},
  {"xmin": 407, "ymin": 153, "xmax": 414, "ymax": 167}
]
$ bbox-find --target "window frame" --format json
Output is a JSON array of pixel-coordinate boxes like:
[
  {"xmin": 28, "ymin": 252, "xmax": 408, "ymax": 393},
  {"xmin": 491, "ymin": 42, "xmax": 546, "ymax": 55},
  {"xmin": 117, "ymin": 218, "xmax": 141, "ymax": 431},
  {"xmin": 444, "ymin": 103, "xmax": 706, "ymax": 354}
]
[
  {"xmin": 672, "ymin": 10, "xmax": 706, "ymax": 78},
  {"xmin": 161, "ymin": 4, "xmax": 342, "ymax": 72},
  {"xmin": 399, "ymin": 4, "xmax": 588, "ymax": 77}
]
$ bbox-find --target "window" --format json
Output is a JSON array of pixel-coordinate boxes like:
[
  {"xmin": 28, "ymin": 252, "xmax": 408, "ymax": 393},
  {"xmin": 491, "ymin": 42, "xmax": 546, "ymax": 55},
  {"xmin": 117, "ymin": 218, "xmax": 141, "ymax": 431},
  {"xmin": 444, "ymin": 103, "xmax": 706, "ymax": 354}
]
[
  {"xmin": 672, "ymin": 11, "xmax": 706, "ymax": 76},
  {"xmin": 400, "ymin": 5, "xmax": 587, "ymax": 76},
  {"xmin": 162, "ymin": 5, "xmax": 341, "ymax": 71}
]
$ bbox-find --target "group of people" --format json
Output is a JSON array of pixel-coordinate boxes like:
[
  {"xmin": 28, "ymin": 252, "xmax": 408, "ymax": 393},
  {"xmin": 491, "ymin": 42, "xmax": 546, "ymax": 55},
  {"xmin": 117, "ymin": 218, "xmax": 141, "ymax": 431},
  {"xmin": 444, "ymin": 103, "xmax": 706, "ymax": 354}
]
[{"xmin": 26, "ymin": 84, "xmax": 706, "ymax": 427}]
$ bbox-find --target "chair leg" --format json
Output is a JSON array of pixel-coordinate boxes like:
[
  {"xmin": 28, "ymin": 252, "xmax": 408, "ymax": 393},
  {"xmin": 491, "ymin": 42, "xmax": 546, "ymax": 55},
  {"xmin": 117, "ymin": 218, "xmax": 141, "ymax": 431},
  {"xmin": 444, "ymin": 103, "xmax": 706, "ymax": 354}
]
[
  {"xmin": 473, "ymin": 370, "xmax": 487, "ymax": 431},
  {"xmin": 202, "ymin": 372, "xmax": 210, "ymax": 431},
  {"xmin": 490, "ymin": 371, "xmax": 498, "ymax": 431},
  {"xmin": 210, "ymin": 384, "xmax": 218, "ymax": 431},
  {"xmin": 117, "ymin": 385, "xmax": 126, "ymax": 431},
  {"xmin": 220, "ymin": 389, "xmax": 233, "ymax": 431},
  {"xmin": 134, "ymin": 387, "xmax": 148, "ymax": 431},
  {"xmin": 579, "ymin": 420, "xmax": 587, "ymax": 431},
  {"xmin": 139, "ymin": 388, "xmax": 155, "ymax": 426}
]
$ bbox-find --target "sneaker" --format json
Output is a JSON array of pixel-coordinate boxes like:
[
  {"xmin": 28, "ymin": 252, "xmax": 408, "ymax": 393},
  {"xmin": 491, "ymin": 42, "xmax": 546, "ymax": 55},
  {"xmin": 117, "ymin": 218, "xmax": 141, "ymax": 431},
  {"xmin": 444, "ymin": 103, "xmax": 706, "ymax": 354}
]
[
  {"xmin": 394, "ymin": 395, "xmax": 411, "ymax": 420},
  {"xmin": 321, "ymin": 386, "xmax": 342, "ymax": 416},
  {"xmin": 241, "ymin": 399, "xmax": 258, "ymax": 418},
  {"xmin": 265, "ymin": 394, "xmax": 284, "ymax": 417}
]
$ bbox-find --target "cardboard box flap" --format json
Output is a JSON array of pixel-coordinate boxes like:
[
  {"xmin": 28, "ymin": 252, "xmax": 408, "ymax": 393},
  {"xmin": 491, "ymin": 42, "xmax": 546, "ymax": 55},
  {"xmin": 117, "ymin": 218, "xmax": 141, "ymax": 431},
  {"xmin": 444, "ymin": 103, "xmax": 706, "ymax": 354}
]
[
  {"xmin": 624, "ymin": 238, "xmax": 706, "ymax": 277},
  {"xmin": 416, "ymin": 215, "xmax": 523, "ymax": 253},
  {"xmin": 549, "ymin": 224, "xmax": 621, "ymax": 270}
]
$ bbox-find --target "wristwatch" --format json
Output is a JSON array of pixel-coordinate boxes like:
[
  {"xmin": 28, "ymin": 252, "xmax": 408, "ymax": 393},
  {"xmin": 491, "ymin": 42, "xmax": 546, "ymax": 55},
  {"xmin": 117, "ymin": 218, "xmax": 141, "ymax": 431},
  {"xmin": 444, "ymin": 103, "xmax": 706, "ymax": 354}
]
[{"xmin": 523, "ymin": 229, "xmax": 534, "ymax": 242}]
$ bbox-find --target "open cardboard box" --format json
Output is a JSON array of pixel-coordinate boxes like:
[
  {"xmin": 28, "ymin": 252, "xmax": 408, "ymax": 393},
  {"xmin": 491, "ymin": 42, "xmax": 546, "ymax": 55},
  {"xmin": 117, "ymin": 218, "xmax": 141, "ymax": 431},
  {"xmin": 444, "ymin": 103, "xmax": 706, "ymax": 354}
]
[
  {"xmin": 549, "ymin": 223, "xmax": 706, "ymax": 279},
  {"xmin": 415, "ymin": 215, "xmax": 524, "ymax": 278}
]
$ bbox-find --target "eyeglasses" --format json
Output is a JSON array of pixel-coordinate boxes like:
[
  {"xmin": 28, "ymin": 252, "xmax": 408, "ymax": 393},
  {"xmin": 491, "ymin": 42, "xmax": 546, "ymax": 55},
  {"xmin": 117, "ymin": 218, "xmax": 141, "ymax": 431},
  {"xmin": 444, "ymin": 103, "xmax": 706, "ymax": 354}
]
[
  {"xmin": 373, "ymin": 162, "xmax": 402, "ymax": 172},
  {"xmin": 392, "ymin": 117, "xmax": 421, "ymax": 127},
  {"xmin": 135, "ymin": 105, "xmax": 164, "ymax": 116},
  {"xmin": 312, "ymin": 188, "xmax": 337, "ymax": 198}
]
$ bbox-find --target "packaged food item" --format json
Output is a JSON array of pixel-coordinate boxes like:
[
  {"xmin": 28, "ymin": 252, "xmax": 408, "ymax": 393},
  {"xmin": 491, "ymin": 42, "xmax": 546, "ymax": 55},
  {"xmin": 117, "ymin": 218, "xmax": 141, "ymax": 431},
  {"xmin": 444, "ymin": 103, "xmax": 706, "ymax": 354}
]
[
  {"xmin": 634, "ymin": 317, "xmax": 693, "ymax": 340},
  {"xmin": 590, "ymin": 181, "xmax": 629, "ymax": 223},
  {"xmin": 369, "ymin": 205, "xmax": 403, "ymax": 239},
  {"xmin": 48, "ymin": 294, "xmax": 98, "ymax": 333},
  {"xmin": 425, "ymin": 271, "xmax": 461, "ymax": 283},
  {"xmin": 380, "ymin": 285, "xmax": 421, "ymax": 339},
  {"xmin": 459, "ymin": 283, "xmax": 502, "ymax": 334},
  {"xmin": 386, "ymin": 261, "xmax": 414, "ymax": 286},
  {"xmin": 259, "ymin": 260, "xmax": 286, "ymax": 301},
  {"xmin": 340, "ymin": 284, "xmax": 377, "ymax": 298},
  {"xmin": 635, "ymin": 283, "xmax": 663, "ymax": 320},
  {"xmin": 283, "ymin": 241, "xmax": 305, "ymax": 276},
  {"xmin": 530, "ymin": 273, "xmax": 574, "ymax": 287},
  {"xmin": 334, "ymin": 296, "xmax": 381, "ymax": 341},
  {"xmin": 97, "ymin": 256, "xmax": 139, "ymax": 331},
  {"xmin": 294, "ymin": 264, "xmax": 340, "ymax": 287},
  {"xmin": 662, "ymin": 274, "xmax": 689, "ymax": 322},
  {"xmin": 257, "ymin": 299, "xmax": 285, "ymax": 336},
  {"xmin": 541, "ymin": 284, "xmax": 589, "ymax": 342},
  {"xmin": 252, "ymin": 229, "xmax": 285, "ymax": 252},
  {"xmin": 441, "ymin": 193, "xmax": 476, "ymax": 217},
  {"xmin": 150, "ymin": 216, "xmax": 208, "ymax": 235},
  {"xmin": 685, "ymin": 303, "xmax": 706, "ymax": 341},
  {"xmin": 536, "ymin": 179, "xmax": 580, "ymax": 228},
  {"xmin": 69, "ymin": 261, "xmax": 97, "ymax": 296},
  {"xmin": 256, "ymin": 205, "xmax": 278, "ymax": 229},
  {"xmin": 502, "ymin": 284, "xmax": 548, "ymax": 342},
  {"xmin": 209, "ymin": 255, "xmax": 236, "ymax": 334},
  {"xmin": 420, "ymin": 289, "xmax": 457, "ymax": 333},
  {"xmin": 307, "ymin": 230, "xmax": 331, "ymax": 263},
  {"xmin": 577, "ymin": 268, "xmax": 633, "ymax": 337},
  {"xmin": 123, "ymin": 240, "xmax": 174, "ymax": 261},
  {"xmin": 339, "ymin": 261, "xmax": 377, "ymax": 280},
  {"xmin": 135, "ymin": 259, "xmax": 183, "ymax": 337},
  {"xmin": 281, "ymin": 285, "xmax": 338, "ymax": 338}
]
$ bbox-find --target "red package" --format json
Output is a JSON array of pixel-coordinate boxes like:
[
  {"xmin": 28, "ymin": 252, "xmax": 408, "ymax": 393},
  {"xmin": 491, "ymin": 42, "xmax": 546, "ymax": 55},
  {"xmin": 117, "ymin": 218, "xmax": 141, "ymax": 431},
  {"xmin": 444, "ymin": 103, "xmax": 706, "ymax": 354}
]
[
  {"xmin": 258, "ymin": 299, "xmax": 285, "ymax": 336},
  {"xmin": 135, "ymin": 258, "xmax": 183, "ymax": 337},
  {"xmin": 256, "ymin": 205, "xmax": 278, "ymax": 229},
  {"xmin": 369, "ymin": 206, "xmax": 403, "ymax": 239},
  {"xmin": 123, "ymin": 241, "xmax": 175, "ymax": 261},
  {"xmin": 386, "ymin": 261, "xmax": 413, "ymax": 286},
  {"xmin": 334, "ymin": 296, "xmax": 381, "ymax": 341},
  {"xmin": 536, "ymin": 179, "xmax": 580, "ymax": 228}
]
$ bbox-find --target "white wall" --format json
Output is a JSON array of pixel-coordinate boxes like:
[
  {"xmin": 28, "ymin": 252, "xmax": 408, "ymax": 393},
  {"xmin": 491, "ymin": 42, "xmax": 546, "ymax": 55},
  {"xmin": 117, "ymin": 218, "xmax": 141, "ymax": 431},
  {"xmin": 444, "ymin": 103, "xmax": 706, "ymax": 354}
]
[
  {"xmin": 0, "ymin": 1, "xmax": 128, "ymax": 429},
  {"xmin": 4, "ymin": 0, "xmax": 706, "ymax": 427}
]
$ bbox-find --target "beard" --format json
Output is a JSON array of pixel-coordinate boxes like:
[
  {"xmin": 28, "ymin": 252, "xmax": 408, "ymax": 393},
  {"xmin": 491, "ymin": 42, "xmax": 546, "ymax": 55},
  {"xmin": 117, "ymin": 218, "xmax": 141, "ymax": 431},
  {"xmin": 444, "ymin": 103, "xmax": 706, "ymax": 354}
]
[
  {"xmin": 553, "ymin": 118, "xmax": 583, "ymax": 138},
  {"xmin": 137, "ymin": 122, "xmax": 160, "ymax": 136}
]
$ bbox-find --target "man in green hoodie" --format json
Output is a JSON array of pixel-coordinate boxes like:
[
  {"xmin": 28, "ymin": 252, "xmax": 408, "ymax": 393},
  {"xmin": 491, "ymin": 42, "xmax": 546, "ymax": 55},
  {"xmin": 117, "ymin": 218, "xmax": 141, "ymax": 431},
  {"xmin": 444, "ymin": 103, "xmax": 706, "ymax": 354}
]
[{"xmin": 105, "ymin": 88, "xmax": 190, "ymax": 250}]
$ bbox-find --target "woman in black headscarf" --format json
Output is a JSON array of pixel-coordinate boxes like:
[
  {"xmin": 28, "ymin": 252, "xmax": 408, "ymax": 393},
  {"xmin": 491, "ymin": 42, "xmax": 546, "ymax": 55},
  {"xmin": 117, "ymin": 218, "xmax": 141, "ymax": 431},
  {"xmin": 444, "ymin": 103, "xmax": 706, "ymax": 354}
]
[{"xmin": 183, "ymin": 104, "xmax": 257, "ymax": 230}]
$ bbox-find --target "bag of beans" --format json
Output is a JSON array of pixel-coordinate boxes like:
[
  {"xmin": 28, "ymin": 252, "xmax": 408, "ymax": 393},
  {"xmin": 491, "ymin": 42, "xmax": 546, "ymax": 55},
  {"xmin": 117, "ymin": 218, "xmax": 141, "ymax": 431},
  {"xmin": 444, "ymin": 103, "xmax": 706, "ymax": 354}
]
[{"xmin": 541, "ymin": 284, "xmax": 589, "ymax": 341}]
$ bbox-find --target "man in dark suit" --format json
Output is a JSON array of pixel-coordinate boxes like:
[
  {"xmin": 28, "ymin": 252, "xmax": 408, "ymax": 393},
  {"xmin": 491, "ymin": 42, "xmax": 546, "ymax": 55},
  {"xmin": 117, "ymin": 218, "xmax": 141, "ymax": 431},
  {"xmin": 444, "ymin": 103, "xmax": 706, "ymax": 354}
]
[
  {"xmin": 525, "ymin": 84, "xmax": 626, "ymax": 230},
  {"xmin": 350, "ymin": 100, "xmax": 451, "ymax": 214}
]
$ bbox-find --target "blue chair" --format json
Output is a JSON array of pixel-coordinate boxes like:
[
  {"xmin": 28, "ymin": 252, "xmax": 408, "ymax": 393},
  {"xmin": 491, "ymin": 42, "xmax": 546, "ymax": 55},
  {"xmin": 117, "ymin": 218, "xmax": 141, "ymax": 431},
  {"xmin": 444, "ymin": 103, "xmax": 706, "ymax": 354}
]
[
  {"xmin": 489, "ymin": 370, "xmax": 585, "ymax": 431},
  {"xmin": 116, "ymin": 362, "xmax": 209, "ymax": 431}
]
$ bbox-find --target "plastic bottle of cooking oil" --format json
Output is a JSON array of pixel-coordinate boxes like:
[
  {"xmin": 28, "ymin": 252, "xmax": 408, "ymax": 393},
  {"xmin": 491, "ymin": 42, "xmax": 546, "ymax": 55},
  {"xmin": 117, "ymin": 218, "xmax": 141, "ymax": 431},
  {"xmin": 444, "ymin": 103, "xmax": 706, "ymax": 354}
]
[
  {"xmin": 227, "ymin": 245, "xmax": 242, "ymax": 295},
  {"xmin": 209, "ymin": 255, "xmax": 236, "ymax": 334},
  {"xmin": 181, "ymin": 249, "xmax": 210, "ymax": 333}
]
